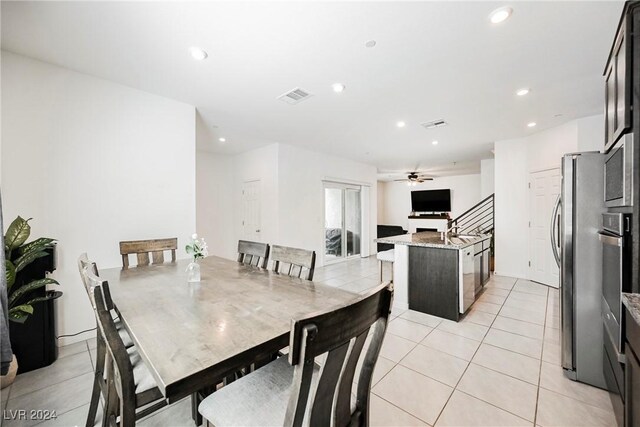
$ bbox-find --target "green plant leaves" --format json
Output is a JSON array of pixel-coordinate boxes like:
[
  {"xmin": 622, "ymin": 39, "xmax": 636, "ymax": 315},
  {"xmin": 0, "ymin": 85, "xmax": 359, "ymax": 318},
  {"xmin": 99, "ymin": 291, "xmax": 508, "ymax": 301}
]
[
  {"xmin": 14, "ymin": 250, "xmax": 49, "ymax": 273},
  {"xmin": 5, "ymin": 260, "xmax": 16, "ymax": 290},
  {"xmin": 9, "ymin": 304, "xmax": 33, "ymax": 323},
  {"xmin": 8, "ymin": 278, "xmax": 59, "ymax": 307},
  {"xmin": 4, "ymin": 216, "xmax": 32, "ymax": 252},
  {"xmin": 18, "ymin": 238, "xmax": 55, "ymax": 256}
]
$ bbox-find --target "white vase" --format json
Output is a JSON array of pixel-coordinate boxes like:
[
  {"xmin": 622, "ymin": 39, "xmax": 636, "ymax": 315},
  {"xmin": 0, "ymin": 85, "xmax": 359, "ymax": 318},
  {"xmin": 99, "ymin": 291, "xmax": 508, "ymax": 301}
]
[{"xmin": 186, "ymin": 261, "xmax": 201, "ymax": 283}]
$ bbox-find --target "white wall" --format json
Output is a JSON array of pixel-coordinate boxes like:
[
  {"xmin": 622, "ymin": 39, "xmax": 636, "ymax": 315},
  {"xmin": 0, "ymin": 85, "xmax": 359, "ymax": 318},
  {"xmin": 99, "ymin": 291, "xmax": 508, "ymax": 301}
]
[
  {"xmin": 494, "ymin": 114, "xmax": 604, "ymax": 279},
  {"xmin": 377, "ymin": 182, "xmax": 386, "ymax": 224},
  {"xmin": 494, "ymin": 138, "xmax": 529, "ymax": 278},
  {"xmin": 196, "ymin": 150, "xmax": 235, "ymax": 260},
  {"xmin": 1, "ymin": 52, "xmax": 196, "ymax": 344},
  {"xmin": 195, "ymin": 142, "xmax": 378, "ymax": 266},
  {"xmin": 233, "ymin": 144, "xmax": 280, "ymax": 249},
  {"xmin": 577, "ymin": 115, "xmax": 605, "ymax": 153},
  {"xmin": 382, "ymin": 174, "xmax": 482, "ymax": 230},
  {"xmin": 480, "ymin": 159, "xmax": 495, "ymax": 198},
  {"xmin": 277, "ymin": 143, "xmax": 378, "ymax": 264}
]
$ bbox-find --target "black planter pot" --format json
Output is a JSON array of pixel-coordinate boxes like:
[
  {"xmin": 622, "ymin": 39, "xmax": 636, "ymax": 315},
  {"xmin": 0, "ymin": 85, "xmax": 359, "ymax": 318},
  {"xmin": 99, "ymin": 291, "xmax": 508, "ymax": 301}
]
[{"xmin": 9, "ymin": 246, "xmax": 61, "ymax": 374}]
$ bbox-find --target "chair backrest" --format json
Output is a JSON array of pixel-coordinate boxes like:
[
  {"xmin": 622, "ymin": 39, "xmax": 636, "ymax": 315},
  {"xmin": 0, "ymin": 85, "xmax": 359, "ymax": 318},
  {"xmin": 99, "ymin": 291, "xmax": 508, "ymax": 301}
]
[
  {"xmin": 237, "ymin": 240, "xmax": 270, "ymax": 269},
  {"xmin": 83, "ymin": 268, "xmax": 136, "ymax": 407},
  {"xmin": 285, "ymin": 282, "xmax": 393, "ymax": 427},
  {"xmin": 119, "ymin": 238, "xmax": 177, "ymax": 268},
  {"xmin": 77, "ymin": 253, "xmax": 114, "ymax": 311},
  {"xmin": 270, "ymin": 245, "xmax": 316, "ymax": 281}
]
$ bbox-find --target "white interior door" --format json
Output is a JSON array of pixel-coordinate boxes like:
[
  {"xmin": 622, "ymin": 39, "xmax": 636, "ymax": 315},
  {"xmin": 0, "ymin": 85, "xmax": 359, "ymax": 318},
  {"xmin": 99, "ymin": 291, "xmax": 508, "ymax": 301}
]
[
  {"xmin": 529, "ymin": 169, "xmax": 561, "ymax": 287},
  {"xmin": 242, "ymin": 180, "xmax": 261, "ymax": 241}
]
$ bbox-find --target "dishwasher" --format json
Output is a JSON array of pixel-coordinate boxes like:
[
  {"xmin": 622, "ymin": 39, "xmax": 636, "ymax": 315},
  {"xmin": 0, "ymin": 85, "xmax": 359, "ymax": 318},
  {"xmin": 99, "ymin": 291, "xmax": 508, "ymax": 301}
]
[{"xmin": 460, "ymin": 248, "xmax": 475, "ymax": 313}]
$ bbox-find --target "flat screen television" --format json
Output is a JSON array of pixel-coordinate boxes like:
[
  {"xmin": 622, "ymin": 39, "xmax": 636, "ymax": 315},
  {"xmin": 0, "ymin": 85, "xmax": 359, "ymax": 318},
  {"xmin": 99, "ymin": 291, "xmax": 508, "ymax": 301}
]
[{"xmin": 411, "ymin": 189, "xmax": 451, "ymax": 212}]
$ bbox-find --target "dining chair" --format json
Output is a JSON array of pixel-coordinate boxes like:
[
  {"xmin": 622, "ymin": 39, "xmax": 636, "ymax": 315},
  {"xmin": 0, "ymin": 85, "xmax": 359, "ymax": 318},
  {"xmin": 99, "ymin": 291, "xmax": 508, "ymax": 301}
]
[
  {"xmin": 237, "ymin": 240, "xmax": 270, "ymax": 268},
  {"xmin": 82, "ymin": 266, "xmax": 167, "ymax": 427},
  {"xmin": 119, "ymin": 238, "xmax": 177, "ymax": 268},
  {"xmin": 270, "ymin": 245, "xmax": 316, "ymax": 281},
  {"xmin": 77, "ymin": 254, "xmax": 133, "ymax": 427},
  {"xmin": 198, "ymin": 282, "xmax": 393, "ymax": 427}
]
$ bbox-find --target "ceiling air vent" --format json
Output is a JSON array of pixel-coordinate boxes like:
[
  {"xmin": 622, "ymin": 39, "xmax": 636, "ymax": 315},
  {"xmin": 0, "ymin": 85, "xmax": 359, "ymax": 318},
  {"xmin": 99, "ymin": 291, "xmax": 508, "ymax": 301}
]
[
  {"xmin": 277, "ymin": 87, "xmax": 313, "ymax": 105},
  {"xmin": 421, "ymin": 119, "xmax": 448, "ymax": 129}
]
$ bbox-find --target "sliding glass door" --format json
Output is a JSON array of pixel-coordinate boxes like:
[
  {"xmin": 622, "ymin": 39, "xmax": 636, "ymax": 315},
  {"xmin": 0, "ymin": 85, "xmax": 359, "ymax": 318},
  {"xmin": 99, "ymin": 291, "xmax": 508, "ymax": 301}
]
[{"xmin": 324, "ymin": 183, "xmax": 361, "ymax": 262}]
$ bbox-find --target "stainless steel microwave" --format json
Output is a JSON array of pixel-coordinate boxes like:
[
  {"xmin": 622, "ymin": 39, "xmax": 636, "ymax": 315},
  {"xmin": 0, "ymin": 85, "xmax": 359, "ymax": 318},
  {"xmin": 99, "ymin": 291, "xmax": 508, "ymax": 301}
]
[{"xmin": 604, "ymin": 133, "xmax": 634, "ymax": 208}]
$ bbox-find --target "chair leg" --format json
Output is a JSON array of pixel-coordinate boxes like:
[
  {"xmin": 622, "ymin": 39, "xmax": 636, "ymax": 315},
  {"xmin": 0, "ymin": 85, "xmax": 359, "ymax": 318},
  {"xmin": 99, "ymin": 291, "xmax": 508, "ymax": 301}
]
[
  {"xmin": 379, "ymin": 260, "xmax": 383, "ymax": 283},
  {"xmin": 88, "ymin": 336, "xmax": 107, "ymax": 427},
  {"xmin": 86, "ymin": 374, "xmax": 102, "ymax": 427},
  {"xmin": 191, "ymin": 392, "xmax": 203, "ymax": 426}
]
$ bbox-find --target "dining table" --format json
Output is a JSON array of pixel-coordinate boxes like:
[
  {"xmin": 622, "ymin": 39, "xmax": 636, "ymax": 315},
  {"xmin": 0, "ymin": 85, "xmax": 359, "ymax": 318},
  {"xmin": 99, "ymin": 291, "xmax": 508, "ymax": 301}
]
[{"xmin": 99, "ymin": 255, "xmax": 358, "ymax": 406}]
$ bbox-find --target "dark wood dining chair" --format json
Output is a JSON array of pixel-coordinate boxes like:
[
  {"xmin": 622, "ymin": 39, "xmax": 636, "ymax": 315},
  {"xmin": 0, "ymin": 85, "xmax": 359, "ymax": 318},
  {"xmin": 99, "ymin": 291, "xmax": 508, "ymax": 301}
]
[
  {"xmin": 198, "ymin": 282, "xmax": 393, "ymax": 427},
  {"xmin": 82, "ymin": 266, "xmax": 167, "ymax": 427},
  {"xmin": 237, "ymin": 240, "xmax": 270, "ymax": 268},
  {"xmin": 119, "ymin": 238, "xmax": 177, "ymax": 269},
  {"xmin": 270, "ymin": 245, "xmax": 316, "ymax": 281},
  {"xmin": 78, "ymin": 254, "xmax": 134, "ymax": 427}
]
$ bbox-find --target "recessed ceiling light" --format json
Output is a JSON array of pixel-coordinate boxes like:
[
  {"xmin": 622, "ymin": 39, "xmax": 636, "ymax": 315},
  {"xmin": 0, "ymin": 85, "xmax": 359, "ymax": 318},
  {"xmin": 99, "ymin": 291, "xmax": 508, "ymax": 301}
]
[
  {"xmin": 189, "ymin": 47, "xmax": 208, "ymax": 60},
  {"xmin": 516, "ymin": 88, "xmax": 530, "ymax": 96},
  {"xmin": 432, "ymin": 140, "xmax": 439, "ymax": 145},
  {"xmin": 332, "ymin": 83, "xmax": 346, "ymax": 93},
  {"xmin": 396, "ymin": 121, "xmax": 406, "ymax": 128},
  {"xmin": 365, "ymin": 40, "xmax": 377, "ymax": 48},
  {"xmin": 219, "ymin": 137, "xmax": 226, "ymax": 142},
  {"xmin": 489, "ymin": 6, "xmax": 513, "ymax": 24},
  {"xmin": 527, "ymin": 122, "xmax": 537, "ymax": 128}
]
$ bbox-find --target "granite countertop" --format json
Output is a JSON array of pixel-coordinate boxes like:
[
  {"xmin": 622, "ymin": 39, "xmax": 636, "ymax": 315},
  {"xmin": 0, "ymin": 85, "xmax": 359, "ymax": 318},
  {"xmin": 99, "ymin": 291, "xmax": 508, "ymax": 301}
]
[
  {"xmin": 622, "ymin": 293, "xmax": 640, "ymax": 326},
  {"xmin": 375, "ymin": 231, "xmax": 491, "ymax": 250}
]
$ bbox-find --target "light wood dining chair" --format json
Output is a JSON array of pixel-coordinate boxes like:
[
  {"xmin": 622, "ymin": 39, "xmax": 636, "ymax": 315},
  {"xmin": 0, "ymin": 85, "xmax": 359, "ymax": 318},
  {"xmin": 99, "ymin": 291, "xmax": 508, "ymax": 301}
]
[
  {"xmin": 119, "ymin": 238, "xmax": 177, "ymax": 268},
  {"xmin": 78, "ymin": 254, "xmax": 134, "ymax": 427},
  {"xmin": 270, "ymin": 245, "xmax": 316, "ymax": 281},
  {"xmin": 82, "ymin": 266, "xmax": 167, "ymax": 427},
  {"xmin": 237, "ymin": 240, "xmax": 270, "ymax": 268},
  {"xmin": 198, "ymin": 282, "xmax": 393, "ymax": 427}
]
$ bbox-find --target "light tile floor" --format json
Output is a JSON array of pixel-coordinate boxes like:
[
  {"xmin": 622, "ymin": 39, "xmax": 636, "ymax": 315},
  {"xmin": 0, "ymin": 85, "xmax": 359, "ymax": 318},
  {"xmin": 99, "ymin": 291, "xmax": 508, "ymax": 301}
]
[{"xmin": 0, "ymin": 256, "xmax": 617, "ymax": 426}]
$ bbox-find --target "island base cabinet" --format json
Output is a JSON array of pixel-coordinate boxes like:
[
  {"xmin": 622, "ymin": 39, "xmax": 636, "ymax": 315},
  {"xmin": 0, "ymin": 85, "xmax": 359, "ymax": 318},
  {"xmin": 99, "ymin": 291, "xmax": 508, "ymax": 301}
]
[
  {"xmin": 408, "ymin": 246, "xmax": 459, "ymax": 321},
  {"xmin": 625, "ymin": 348, "xmax": 639, "ymax": 427},
  {"xmin": 625, "ymin": 307, "xmax": 640, "ymax": 427}
]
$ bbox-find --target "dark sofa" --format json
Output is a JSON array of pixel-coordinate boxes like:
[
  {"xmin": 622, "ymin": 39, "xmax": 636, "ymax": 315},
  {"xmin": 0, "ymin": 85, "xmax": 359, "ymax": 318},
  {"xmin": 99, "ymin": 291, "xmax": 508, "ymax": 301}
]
[{"xmin": 377, "ymin": 225, "xmax": 407, "ymax": 252}]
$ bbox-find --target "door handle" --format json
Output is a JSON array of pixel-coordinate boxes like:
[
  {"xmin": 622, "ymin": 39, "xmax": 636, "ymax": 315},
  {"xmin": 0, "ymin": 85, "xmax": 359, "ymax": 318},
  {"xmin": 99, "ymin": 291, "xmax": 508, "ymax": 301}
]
[
  {"xmin": 550, "ymin": 195, "xmax": 561, "ymax": 267},
  {"xmin": 598, "ymin": 232, "xmax": 621, "ymax": 246},
  {"xmin": 256, "ymin": 229, "xmax": 261, "ymax": 233}
]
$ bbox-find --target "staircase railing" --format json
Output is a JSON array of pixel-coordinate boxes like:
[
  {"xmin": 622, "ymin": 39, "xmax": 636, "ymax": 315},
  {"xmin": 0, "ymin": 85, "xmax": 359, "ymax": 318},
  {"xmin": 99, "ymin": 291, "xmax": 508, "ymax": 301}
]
[{"xmin": 448, "ymin": 193, "xmax": 494, "ymax": 235}]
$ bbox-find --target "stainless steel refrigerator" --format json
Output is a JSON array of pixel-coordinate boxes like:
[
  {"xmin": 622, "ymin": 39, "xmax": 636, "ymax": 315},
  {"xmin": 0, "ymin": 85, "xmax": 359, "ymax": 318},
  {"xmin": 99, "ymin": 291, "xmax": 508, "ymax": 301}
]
[{"xmin": 551, "ymin": 152, "xmax": 606, "ymax": 388}]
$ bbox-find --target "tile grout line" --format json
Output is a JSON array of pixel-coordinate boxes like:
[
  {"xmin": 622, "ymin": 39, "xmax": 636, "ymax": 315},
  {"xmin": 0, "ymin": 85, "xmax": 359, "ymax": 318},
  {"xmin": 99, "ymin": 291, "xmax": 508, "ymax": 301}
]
[
  {"xmin": 371, "ymin": 391, "xmax": 434, "ymax": 426},
  {"xmin": 532, "ymin": 282, "xmax": 551, "ymax": 427},
  {"xmin": 431, "ymin": 276, "xmax": 517, "ymax": 426}
]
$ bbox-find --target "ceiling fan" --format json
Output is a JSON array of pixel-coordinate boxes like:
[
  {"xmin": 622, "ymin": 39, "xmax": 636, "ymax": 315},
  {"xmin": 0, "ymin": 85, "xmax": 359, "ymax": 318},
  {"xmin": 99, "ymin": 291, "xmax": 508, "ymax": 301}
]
[{"xmin": 394, "ymin": 171, "xmax": 434, "ymax": 186}]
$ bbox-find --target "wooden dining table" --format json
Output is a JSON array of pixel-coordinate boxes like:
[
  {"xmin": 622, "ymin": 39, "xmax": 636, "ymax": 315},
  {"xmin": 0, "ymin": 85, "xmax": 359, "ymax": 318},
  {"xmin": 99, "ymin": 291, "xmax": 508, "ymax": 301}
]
[{"xmin": 99, "ymin": 255, "xmax": 358, "ymax": 404}]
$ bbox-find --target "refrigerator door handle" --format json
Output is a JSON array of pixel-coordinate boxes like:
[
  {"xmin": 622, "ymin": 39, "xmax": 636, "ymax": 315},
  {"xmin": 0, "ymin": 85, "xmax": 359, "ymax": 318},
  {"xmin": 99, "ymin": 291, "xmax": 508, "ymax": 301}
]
[
  {"xmin": 550, "ymin": 195, "xmax": 561, "ymax": 267},
  {"xmin": 598, "ymin": 232, "xmax": 622, "ymax": 247}
]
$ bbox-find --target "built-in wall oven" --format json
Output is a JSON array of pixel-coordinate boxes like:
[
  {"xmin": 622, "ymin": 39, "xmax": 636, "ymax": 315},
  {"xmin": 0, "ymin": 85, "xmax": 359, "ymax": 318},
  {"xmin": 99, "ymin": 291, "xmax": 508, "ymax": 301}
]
[
  {"xmin": 600, "ymin": 213, "xmax": 632, "ymax": 351},
  {"xmin": 605, "ymin": 133, "xmax": 634, "ymax": 208},
  {"xmin": 600, "ymin": 212, "xmax": 632, "ymax": 426}
]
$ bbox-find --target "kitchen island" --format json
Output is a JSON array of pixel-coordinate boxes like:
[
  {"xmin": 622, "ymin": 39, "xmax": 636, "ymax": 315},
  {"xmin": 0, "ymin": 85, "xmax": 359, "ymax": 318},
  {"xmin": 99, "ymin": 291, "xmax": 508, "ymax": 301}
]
[{"xmin": 376, "ymin": 231, "xmax": 491, "ymax": 321}]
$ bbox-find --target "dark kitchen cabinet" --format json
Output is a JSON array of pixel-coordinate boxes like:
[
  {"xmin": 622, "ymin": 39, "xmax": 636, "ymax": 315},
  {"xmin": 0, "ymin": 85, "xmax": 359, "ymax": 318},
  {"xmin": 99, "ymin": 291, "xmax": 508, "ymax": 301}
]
[
  {"xmin": 625, "ymin": 305, "xmax": 640, "ymax": 427},
  {"xmin": 605, "ymin": 12, "xmax": 632, "ymax": 151}
]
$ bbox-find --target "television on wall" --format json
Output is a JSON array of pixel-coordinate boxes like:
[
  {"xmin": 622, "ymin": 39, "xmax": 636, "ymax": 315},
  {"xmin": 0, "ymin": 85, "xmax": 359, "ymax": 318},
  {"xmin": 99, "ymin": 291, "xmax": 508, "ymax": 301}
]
[{"xmin": 411, "ymin": 189, "xmax": 451, "ymax": 212}]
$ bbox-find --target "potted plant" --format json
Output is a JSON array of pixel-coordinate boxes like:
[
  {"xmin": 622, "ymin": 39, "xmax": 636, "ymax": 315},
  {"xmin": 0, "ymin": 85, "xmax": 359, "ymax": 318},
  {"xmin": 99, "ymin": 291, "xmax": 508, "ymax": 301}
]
[
  {"xmin": 5, "ymin": 217, "xmax": 60, "ymax": 323},
  {"xmin": 2, "ymin": 216, "xmax": 61, "ymax": 382}
]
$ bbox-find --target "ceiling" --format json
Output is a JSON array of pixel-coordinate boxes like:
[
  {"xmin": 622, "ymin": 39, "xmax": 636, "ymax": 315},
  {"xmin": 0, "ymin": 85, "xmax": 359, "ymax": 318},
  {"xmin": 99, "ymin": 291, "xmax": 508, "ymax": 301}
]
[{"xmin": 1, "ymin": 1, "xmax": 624, "ymax": 176}]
